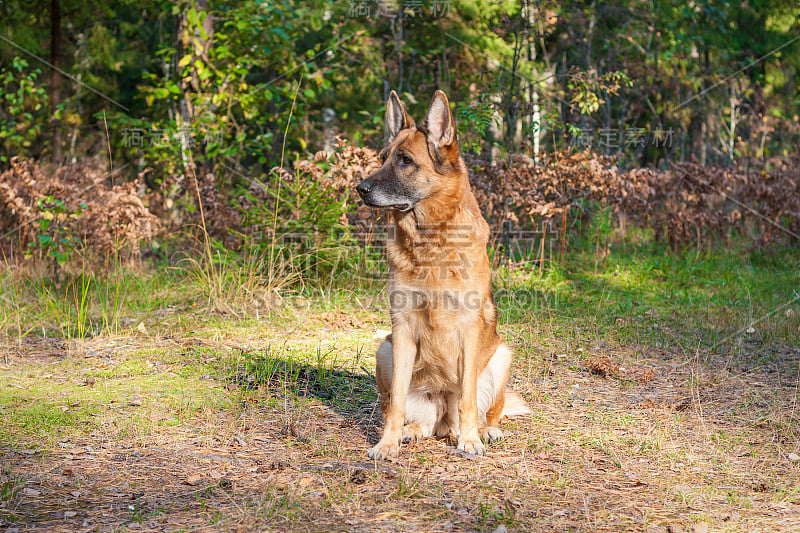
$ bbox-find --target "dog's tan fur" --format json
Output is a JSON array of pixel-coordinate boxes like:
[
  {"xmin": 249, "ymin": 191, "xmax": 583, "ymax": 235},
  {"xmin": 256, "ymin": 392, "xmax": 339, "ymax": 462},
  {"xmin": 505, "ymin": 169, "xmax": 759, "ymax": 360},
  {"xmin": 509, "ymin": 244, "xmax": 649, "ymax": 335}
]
[{"xmin": 357, "ymin": 90, "xmax": 529, "ymax": 459}]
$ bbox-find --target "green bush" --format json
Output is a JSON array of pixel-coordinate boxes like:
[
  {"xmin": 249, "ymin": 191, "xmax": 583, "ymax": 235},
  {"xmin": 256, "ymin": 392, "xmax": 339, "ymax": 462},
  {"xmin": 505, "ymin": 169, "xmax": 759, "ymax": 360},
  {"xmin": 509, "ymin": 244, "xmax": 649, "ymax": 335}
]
[{"xmin": 0, "ymin": 57, "xmax": 49, "ymax": 163}]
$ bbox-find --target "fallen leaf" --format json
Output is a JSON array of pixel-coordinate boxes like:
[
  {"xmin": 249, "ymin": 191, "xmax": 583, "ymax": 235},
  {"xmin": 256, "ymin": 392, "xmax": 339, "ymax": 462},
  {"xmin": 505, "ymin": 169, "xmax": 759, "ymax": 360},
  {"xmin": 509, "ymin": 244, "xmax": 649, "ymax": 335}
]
[
  {"xmin": 789, "ymin": 453, "xmax": 800, "ymax": 462},
  {"xmin": 185, "ymin": 473, "xmax": 203, "ymax": 486},
  {"xmin": 129, "ymin": 395, "xmax": 143, "ymax": 406},
  {"xmin": 22, "ymin": 488, "xmax": 41, "ymax": 496}
]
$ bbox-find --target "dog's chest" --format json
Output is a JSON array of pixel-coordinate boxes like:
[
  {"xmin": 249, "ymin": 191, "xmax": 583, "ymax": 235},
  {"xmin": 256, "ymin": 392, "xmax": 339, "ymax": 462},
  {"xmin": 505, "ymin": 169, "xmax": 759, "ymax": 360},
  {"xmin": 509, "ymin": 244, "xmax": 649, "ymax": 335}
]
[
  {"xmin": 390, "ymin": 282, "xmax": 482, "ymax": 327},
  {"xmin": 392, "ymin": 284, "xmax": 482, "ymax": 391}
]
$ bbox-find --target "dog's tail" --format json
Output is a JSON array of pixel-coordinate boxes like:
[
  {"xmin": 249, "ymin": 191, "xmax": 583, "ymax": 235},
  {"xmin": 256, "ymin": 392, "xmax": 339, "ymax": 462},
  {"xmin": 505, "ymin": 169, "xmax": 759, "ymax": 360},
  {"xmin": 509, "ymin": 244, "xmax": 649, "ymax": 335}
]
[{"xmin": 502, "ymin": 390, "xmax": 532, "ymax": 418}]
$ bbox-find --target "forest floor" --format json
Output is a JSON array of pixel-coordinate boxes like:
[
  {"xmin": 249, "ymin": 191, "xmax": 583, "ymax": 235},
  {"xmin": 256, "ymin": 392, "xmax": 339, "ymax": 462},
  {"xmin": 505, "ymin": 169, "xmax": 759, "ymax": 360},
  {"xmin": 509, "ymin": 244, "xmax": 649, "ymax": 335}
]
[{"xmin": 2, "ymin": 245, "xmax": 800, "ymax": 532}]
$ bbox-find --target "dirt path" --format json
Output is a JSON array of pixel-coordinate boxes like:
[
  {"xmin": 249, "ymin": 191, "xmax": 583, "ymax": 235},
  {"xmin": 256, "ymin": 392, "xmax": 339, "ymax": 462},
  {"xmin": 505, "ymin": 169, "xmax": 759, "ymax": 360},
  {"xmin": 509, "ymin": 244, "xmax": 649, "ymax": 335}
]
[{"xmin": 2, "ymin": 319, "xmax": 800, "ymax": 531}]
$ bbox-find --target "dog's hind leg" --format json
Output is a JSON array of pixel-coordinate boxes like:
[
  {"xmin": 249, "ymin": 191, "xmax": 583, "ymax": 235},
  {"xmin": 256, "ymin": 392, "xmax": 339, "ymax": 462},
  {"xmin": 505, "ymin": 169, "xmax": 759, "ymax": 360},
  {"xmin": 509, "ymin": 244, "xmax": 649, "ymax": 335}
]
[
  {"xmin": 476, "ymin": 343, "xmax": 514, "ymax": 444},
  {"xmin": 375, "ymin": 338, "xmax": 438, "ymax": 443},
  {"xmin": 401, "ymin": 392, "xmax": 439, "ymax": 442}
]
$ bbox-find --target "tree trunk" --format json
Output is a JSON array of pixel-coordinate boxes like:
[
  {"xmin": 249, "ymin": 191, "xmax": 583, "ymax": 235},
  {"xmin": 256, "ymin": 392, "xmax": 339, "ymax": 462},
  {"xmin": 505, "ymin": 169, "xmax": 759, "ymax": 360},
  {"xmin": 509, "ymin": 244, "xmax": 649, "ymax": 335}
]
[
  {"xmin": 68, "ymin": 34, "xmax": 86, "ymax": 163},
  {"xmin": 178, "ymin": 0, "xmax": 214, "ymax": 180},
  {"xmin": 178, "ymin": 8, "xmax": 194, "ymax": 182},
  {"xmin": 391, "ymin": 7, "xmax": 404, "ymax": 93},
  {"xmin": 727, "ymin": 83, "xmax": 737, "ymax": 164},
  {"xmin": 49, "ymin": 0, "xmax": 62, "ymax": 165},
  {"xmin": 526, "ymin": 0, "xmax": 540, "ymax": 162},
  {"xmin": 504, "ymin": 31, "xmax": 522, "ymax": 157}
]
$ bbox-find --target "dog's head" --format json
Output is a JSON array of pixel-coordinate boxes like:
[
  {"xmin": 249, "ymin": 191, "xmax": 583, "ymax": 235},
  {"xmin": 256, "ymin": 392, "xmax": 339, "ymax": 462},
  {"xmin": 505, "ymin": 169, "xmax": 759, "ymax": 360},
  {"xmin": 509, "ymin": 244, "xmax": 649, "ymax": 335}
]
[{"xmin": 356, "ymin": 90, "xmax": 463, "ymax": 212}]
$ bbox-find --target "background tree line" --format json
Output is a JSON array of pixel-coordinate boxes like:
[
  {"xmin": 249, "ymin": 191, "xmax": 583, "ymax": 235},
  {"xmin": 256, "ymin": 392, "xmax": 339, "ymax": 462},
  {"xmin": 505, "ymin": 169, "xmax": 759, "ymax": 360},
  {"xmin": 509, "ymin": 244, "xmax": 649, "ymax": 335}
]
[
  {"xmin": 2, "ymin": 0, "xmax": 798, "ymax": 170},
  {"xmin": 0, "ymin": 0, "xmax": 798, "ymax": 268}
]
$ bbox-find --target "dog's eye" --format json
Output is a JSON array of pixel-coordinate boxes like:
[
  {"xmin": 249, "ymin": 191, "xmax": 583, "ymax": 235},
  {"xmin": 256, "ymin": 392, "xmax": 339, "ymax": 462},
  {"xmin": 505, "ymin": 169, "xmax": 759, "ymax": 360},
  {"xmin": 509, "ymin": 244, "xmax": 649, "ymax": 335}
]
[{"xmin": 397, "ymin": 154, "xmax": 414, "ymax": 167}]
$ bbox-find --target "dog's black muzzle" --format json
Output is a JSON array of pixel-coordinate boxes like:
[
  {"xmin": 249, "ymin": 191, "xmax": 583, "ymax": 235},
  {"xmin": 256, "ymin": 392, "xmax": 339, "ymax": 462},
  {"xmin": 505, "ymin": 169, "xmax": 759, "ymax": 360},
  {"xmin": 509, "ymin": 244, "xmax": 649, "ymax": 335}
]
[{"xmin": 356, "ymin": 173, "xmax": 414, "ymax": 212}]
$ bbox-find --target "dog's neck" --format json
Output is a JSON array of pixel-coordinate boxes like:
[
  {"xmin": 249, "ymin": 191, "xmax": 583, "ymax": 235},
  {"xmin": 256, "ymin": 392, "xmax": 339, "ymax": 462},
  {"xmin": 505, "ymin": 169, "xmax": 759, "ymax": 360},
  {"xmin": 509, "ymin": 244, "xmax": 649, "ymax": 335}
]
[{"xmin": 388, "ymin": 170, "xmax": 488, "ymax": 272}]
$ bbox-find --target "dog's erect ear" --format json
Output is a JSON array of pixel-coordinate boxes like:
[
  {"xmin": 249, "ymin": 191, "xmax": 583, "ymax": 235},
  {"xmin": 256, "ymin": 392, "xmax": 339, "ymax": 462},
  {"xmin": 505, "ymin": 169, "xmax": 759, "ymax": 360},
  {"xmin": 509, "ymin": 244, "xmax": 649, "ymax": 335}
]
[
  {"xmin": 423, "ymin": 90, "xmax": 456, "ymax": 149},
  {"xmin": 385, "ymin": 90, "xmax": 414, "ymax": 143}
]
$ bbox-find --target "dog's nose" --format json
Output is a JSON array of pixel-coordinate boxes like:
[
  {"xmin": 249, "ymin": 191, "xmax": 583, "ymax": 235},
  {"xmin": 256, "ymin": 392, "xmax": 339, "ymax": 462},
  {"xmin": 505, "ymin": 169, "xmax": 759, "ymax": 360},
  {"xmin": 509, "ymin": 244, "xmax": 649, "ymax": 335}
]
[{"xmin": 356, "ymin": 180, "xmax": 372, "ymax": 197}]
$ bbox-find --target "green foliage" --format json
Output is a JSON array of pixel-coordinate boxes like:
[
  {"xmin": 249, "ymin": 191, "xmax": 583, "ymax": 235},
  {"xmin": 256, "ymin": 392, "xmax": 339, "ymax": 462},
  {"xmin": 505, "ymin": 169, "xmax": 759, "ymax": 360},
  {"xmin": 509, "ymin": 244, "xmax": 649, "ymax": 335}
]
[
  {"xmin": 239, "ymin": 169, "xmax": 357, "ymax": 281},
  {"xmin": 457, "ymin": 98, "xmax": 494, "ymax": 154},
  {"xmin": 568, "ymin": 71, "xmax": 632, "ymax": 116},
  {"xmin": 1, "ymin": 0, "xmax": 794, "ymax": 169},
  {"xmin": 26, "ymin": 196, "xmax": 85, "ymax": 280},
  {"xmin": 0, "ymin": 57, "xmax": 49, "ymax": 162}
]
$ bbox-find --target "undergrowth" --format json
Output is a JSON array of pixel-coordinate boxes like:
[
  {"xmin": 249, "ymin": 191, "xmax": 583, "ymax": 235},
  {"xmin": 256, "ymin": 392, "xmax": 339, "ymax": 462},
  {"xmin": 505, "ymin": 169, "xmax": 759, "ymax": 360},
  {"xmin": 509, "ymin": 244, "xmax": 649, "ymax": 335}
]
[{"xmin": 2, "ymin": 232, "xmax": 797, "ymax": 358}]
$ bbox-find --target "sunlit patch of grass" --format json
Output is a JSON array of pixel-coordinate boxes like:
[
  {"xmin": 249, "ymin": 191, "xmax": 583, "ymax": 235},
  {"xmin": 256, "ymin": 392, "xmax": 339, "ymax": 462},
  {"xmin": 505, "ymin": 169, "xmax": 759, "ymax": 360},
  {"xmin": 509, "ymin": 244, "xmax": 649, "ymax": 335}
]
[
  {"xmin": 494, "ymin": 240, "xmax": 800, "ymax": 351},
  {"xmin": 0, "ymin": 396, "xmax": 84, "ymax": 436},
  {"xmin": 0, "ymin": 348, "xmax": 237, "ymax": 448}
]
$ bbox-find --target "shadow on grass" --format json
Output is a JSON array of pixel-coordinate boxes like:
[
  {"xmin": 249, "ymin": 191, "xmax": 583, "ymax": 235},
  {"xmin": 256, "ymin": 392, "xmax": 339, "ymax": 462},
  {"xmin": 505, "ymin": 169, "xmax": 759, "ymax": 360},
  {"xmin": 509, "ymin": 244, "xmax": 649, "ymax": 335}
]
[{"xmin": 228, "ymin": 347, "xmax": 383, "ymax": 444}]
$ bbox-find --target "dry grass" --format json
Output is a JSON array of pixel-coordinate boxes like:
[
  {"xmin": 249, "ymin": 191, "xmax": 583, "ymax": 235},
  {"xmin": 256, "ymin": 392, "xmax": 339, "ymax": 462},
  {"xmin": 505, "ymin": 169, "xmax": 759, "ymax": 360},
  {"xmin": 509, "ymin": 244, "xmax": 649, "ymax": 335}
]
[{"xmin": 2, "ymin": 302, "xmax": 800, "ymax": 532}]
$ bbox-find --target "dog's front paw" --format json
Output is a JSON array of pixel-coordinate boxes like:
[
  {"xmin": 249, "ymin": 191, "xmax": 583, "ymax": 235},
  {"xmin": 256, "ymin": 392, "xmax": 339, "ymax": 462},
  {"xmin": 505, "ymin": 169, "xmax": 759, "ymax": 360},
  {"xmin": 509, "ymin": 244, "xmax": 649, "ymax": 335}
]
[
  {"xmin": 479, "ymin": 426, "xmax": 504, "ymax": 444},
  {"xmin": 368, "ymin": 440, "xmax": 399, "ymax": 460},
  {"xmin": 456, "ymin": 436, "xmax": 485, "ymax": 457}
]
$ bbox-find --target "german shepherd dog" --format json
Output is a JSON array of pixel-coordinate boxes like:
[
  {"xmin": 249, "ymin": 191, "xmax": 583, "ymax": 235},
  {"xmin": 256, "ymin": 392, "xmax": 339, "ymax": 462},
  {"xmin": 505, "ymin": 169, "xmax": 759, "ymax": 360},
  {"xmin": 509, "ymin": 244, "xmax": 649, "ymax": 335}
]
[{"xmin": 356, "ymin": 90, "xmax": 530, "ymax": 459}]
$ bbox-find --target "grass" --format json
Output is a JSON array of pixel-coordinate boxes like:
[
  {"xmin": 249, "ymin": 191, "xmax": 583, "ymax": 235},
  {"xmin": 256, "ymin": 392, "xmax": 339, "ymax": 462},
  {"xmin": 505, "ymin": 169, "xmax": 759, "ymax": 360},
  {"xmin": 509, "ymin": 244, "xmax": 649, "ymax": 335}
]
[
  {"xmin": 1, "ymin": 236, "xmax": 800, "ymax": 531},
  {"xmin": 497, "ymin": 240, "xmax": 800, "ymax": 349}
]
